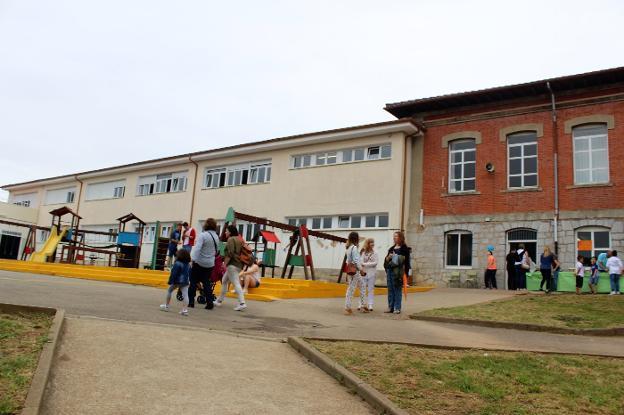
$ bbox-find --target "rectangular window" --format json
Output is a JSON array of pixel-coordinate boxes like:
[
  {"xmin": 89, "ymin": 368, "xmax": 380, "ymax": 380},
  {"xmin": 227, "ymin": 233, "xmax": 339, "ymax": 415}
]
[
  {"xmin": 573, "ymin": 124, "xmax": 609, "ymax": 185},
  {"xmin": 312, "ymin": 218, "xmax": 322, "ymax": 229},
  {"xmin": 577, "ymin": 228, "xmax": 611, "ymax": 266},
  {"xmin": 322, "ymin": 217, "xmax": 332, "ymax": 229},
  {"xmin": 338, "ymin": 216, "xmax": 350, "ymax": 228},
  {"xmin": 66, "ymin": 191, "xmax": 75, "ymax": 203},
  {"xmin": 45, "ymin": 187, "xmax": 77, "ymax": 205},
  {"xmin": 365, "ymin": 215, "xmax": 376, "ymax": 227},
  {"xmin": 351, "ymin": 216, "xmax": 361, "ymax": 228},
  {"xmin": 205, "ymin": 161, "xmax": 270, "ymax": 189},
  {"xmin": 316, "ymin": 154, "xmax": 326, "ymax": 166},
  {"xmin": 446, "ymin": 231, "xmax": 473, "ymax": 267},
  {"xmin": 137, "ymin": 172, "xmax": 187, "ymax": 196},
  {"xmin": 342, "ymin": 150, "xmax": 353, "ymax": 162},
  {"xmin": 381, "ymin": 144, "xmax": 392, "ymax": 158},
  {"xmin": 367, "ymin": 146, "xmax": 380, "ymax": 160},
  {"xmin": 377, "ymin": 215, "xmax": 389, "ymax": 228},
  {"xmin": 354, "ymin": 148, "xmax": 365, "ymax": 161},
  {"xmin": 449, "ymin": 140, "xmax": 476, "ymax": 192},
  {"xmin": 113, "ymin": 186, "xmax": 125, "ymax": 198},
  {"xmin": 507, "ymin": 132, "xmax": 538, "ymax": 188}
]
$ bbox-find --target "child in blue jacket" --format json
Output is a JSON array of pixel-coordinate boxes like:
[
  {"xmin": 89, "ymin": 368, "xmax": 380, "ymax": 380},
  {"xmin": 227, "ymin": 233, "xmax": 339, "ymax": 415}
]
[{"xmin": 160, "ymin": 249, "xmax": 191, "ymax": 316}]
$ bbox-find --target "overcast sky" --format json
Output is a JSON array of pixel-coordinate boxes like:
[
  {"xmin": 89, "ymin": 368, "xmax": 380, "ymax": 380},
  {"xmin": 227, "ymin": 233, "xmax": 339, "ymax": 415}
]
[{"xmin": 1, "ymin": 0, "xmax": 623, "ymax": 201}]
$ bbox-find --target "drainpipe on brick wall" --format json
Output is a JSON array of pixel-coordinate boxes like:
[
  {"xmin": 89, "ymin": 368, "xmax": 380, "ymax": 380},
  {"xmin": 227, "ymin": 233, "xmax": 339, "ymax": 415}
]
[
  {"xmin": 74, "ymin": 175, "xmax": 84, "ymax": 216},
  {"xmin": 546, "ymin": 82, "xmax": 560, "ymax": 254},
  {"xmin": 188, "ymin": 155, "xmax": 199, "ymax": 225}
]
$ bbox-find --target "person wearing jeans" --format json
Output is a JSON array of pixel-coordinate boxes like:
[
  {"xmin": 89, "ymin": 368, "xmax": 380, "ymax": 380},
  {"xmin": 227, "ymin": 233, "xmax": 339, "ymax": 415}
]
[
  {"xmin": 606, "ymin": 250, "xmax": 623, "ymax": 295},
  {"xmin": 189, "ymin": 218, "xmax": 219, "ymax": 309},
  {"xmin": 214, "ymin": 225, "xmax": 247, "ymax": 310},
  {"xmin": 539, "ymin": 246, "xmax": 554, "ymax": 293},
  {"xmin": 384, "ymin": 231, "xmax": 411, "ymax": 314}
]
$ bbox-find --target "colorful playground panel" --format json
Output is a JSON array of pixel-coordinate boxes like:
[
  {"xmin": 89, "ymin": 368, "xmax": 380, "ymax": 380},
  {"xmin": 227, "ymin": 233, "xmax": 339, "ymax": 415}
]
[
  {"xmin": 0, "ymin": 259, "xmax": 434, "ymax": 302},
  {"xmin": 526, "ymin": 271, "xmax": 623, "ymax": 293}
]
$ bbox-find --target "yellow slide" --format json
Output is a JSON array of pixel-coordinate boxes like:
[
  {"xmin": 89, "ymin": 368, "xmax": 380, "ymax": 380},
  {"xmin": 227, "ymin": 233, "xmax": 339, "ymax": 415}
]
[{"xmin": 29, "ymin": 226, "xmax": 68, "ymax": 263}]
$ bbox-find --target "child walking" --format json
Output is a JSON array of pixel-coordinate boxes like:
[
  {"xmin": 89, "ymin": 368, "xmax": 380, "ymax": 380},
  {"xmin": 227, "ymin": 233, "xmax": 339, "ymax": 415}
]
[
  {"xmin": 575, "ymin": 255, "xmax": 585, "ymax": 295},
  {"xmin": 589, "ymin": 256, "xmax": 600, "ymax": 294},
  {"xmin": 160, "ymin": 249, "xmax": 191, "ymax": 315}
]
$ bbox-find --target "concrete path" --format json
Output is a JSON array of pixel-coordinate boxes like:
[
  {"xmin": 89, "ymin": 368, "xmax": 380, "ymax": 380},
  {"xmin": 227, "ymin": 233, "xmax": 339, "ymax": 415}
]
[
  {"xmin": 2, "ymin": 270, "xmax": 624, "ymax": 357},
  {"xmin": 43, "ymin": 317, "xmax": 373, "ymax": 415}
]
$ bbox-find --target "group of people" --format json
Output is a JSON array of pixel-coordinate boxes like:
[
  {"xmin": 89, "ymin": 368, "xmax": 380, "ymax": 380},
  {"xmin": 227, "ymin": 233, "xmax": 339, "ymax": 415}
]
[
  {"xmin": 487, "ymin": 243, "xmax": 623, "ymax": 294},
  {"xmin": 160, "ymin": 219, "xmax": 260, "ymax": 316},
  {"xmin": 343, "ymin": 231, "xmax": 411, "ymax": 315}
]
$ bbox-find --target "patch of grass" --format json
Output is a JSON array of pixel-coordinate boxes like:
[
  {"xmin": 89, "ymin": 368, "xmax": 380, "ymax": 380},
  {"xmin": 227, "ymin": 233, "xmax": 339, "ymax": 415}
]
[
  {"xmin": 0, "ymin": 312, "xmax": 52, "ymax": 415},
  {"xmin": 417, "ymin": 294, "xmax": 624, "ymax": 329},
  {"xmin": 310, "ymin": 340, "xmax": 624, "ymax": 415}
]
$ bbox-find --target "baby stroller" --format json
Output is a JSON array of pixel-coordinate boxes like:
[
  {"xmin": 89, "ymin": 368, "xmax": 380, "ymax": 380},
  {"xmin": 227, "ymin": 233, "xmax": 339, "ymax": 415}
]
[{"xmin": 176, "ymin": 280, "xmax": 217, "ymax": 304}]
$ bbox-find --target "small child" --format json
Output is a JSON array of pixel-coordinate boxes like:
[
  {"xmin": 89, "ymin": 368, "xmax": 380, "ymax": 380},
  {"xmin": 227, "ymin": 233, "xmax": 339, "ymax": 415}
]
[
  {"xmin": 160, "ymin": 249, "xmax": 191, "ymax": 315},
  {"xmin": 575, "ymin": 255, "xmax": 585, "ymax": 295},
  {"xmin": 589, "ymin": 256, "xmax": 600, "ymax": 294}
]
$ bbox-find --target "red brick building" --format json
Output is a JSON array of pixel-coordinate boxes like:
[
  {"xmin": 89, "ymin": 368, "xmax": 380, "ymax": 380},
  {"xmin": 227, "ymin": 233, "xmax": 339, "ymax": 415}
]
[{"xmin": 386, "ymin": 67, "xmax": 624, "ymax": 287}]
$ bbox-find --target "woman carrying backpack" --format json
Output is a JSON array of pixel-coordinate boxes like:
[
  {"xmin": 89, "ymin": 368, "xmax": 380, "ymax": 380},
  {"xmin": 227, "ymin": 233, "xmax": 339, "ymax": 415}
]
[
  {"xmin": 384, "ymin": 231, "xmax": 411, "ymax": 314},
  {"xmin": 189, "ymin": 218, "xmax": 219, "ymax": 309},
  {"xmin": 214, "ymin": 225, "xmax": 247, "ymax": 311}
]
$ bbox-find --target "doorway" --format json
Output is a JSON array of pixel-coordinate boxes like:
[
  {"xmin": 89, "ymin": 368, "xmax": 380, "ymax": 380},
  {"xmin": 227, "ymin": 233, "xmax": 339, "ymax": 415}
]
[
  {"xmin": 0, "ymin": 234, "xmax": 21, "ymax": 259},
  {"xmin": 506, "ymin": 228, "xmax": 537, "ymax": 262}
]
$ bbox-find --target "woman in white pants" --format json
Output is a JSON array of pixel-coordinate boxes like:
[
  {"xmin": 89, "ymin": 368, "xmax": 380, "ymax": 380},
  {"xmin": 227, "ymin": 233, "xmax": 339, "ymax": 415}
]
[
  {"xmin": 344, "ymin": 232, "xmax": 367, "ymax": 315},
  {"xmin": 214, "ymin": 225, "xmax": 247, "ymax": 311},
  {"xmin": 358, "ymin": 238, "xmax": 378, "ymax": 312}
]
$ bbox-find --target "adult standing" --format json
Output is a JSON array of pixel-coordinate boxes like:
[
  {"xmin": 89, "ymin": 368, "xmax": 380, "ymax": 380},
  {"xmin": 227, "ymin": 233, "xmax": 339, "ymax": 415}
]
[
  {"xmin": 182, "ymin": 221, "xmax": 196, "ymax": 252},
  {"xmin": 551, "ymin": 253, "xmax": 561, "ymax": 292},
  {"xmin": 359, "ymin": 238, "xmax": 378, "ymax": 312},
  {"xmin": 515, "ymin": 244, "xmax": 529, "ymax": 291},
  {"xmin": 384, "ymin": 231, "xmax": 411, "ymax": 315},
  {"xmin": 484, "ymin": 246, "xmax": 497, "ymax": 289},
  {"xmin": 189, "ymin": 218, "xmax": 219, "ymax": 309},
  {"xmin": 166, "ymin": 223, "xmax": 182, "ymax": 268},
  {"xmin": 214, "ymin": 225, "xmax": 247, "ymax": 310},
  {"xmin": 344, "ymin": 232, "xmax": 366, "ymax": 315},
  {"xmin": 606, "ymin": 250, "xmax": 623, "ymax": 295},
  {"xmin": 505, "ymin": 248, "xmax": 517, "ymax": 290},
  {"xmin": 539, "ymin": 246, "xmax": 555, "ymax": 293}
]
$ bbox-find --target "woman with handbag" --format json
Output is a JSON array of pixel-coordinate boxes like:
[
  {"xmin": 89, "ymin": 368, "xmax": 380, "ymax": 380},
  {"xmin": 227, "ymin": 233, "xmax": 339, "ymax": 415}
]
[
  {"xmin": 214, "ymin": 225, "xmax": 247, "ymax": 311},
  {"xmin": 344, "ymin": 232, "xmax": 367, "ymax": 315},
  {"xmin": 384, "ymin": 231, "xmax": 411, "ymax": 314},
  {"xmin": 189, "ymin": 218, "xmax": 219, "ymax": 309},
  {"xmin": 515, "ymin": 244, "xmax": 530, "ymax": 291}
]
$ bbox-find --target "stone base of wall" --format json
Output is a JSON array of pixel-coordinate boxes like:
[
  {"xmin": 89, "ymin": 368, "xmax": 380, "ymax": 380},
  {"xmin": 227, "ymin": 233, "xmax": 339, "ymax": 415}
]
[{"xmin": 407, "ymin": 210, "xmax": 624, "ymax": 288}]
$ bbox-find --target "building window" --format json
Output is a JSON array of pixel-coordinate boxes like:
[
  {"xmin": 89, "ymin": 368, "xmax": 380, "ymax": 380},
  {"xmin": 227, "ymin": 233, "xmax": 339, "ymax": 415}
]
[
  {"xmin": 113, "ymin": 186, "xmax": 125, "ymax": 198},
  {"xmin": 291, "ymin": 214, "xmax": 387, "ymax": 230},
  {"xmin": 445, "ymin": 231, "xmax": 472, "ymax": 267},
  {"xmin": 507, "ymin": 132, "xmax": 538, "ymax": 188},
  {"xmin": 205, "ymin": 161, "xmax": 271, "ymax": 189},
  {"xmin": 448, "ymin": 140, "xmax": 476, "ymax": 192},
  {"xmin": 292, "ymin": 144, "xmax": 391, "ymax": 169},
  {"xmin": 13, "ymin": 200, "xmax": 31, "ymax": 207},
  {"xmin": 66, "ymin": 191, "xmax": 75, "ymax": 203},
  {"xmin": 137, "ymin": 172, "xmax": 187, "ymax": 196},
  {"xmin": 573, "ymin": 124, "xmax": 609, "ymax": 185},
  {"xmin": 577, "ymin": 227, "xmax": 610, "ymax": 266},
  {"xmin": 506, "ymin": 228, "xmax": 537, "ymax": 263},
  {"xmin": 338, "ymin": 216, "xmax": 350, "ymax": 228}
]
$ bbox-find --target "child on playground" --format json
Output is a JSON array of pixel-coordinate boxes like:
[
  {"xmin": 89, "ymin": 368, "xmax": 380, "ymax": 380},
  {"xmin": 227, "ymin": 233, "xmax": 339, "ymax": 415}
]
[
  {"xmin": 575, "ymin": 255, "xmax": 585, "ymax": 295},
  {"xmin": 239, "ymin": 258, "xmax": 262, "ymax": 294},
  {"xmin": 589, "ymin": 256, "xmax": 600, "ymax": 294},
  {"xmin": 160, "ymin": 249, "xmax": 191, "ymax": 315}
]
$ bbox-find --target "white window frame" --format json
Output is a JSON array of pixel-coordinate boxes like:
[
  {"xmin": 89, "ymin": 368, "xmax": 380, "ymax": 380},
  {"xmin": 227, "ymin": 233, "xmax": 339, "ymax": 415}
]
[
  {"xmin": 448, "ymin": 140, "xmax": 476, "ymax": 193},
  {"xmin": 572, "ymin": 124, "xmax": 610, "ymax": 185},
  {"xmin": 137, "ymin": 171, "xmax": 188, "ymax": 196},
  {"xmin": 507, "ymin": 132, "xmax": 538, "ymax": 189},
  {"xmin": 204, "ymin": 161, "xmax": 271, "ymax": 189},
  {"xmin": 445, "ymin": 231, "xmax": 473, "ymax": 268},
  {"xmin": 113, "ymin": 186, "xmax": 125, "ymax": 199},
  {"xmin": 66, "ymin": 191, "xmax": 75, "ymax": 203},
  {"xmin": 287, "ymin": 214, "xmax": 389, "ymax": 230},
  {"xmin": 576, "ymin": 226, "xmax": 611, "ymax": 265},
  {"xmin": 291, "ymin": 143, "xmax": 391, "ymax": 169}
]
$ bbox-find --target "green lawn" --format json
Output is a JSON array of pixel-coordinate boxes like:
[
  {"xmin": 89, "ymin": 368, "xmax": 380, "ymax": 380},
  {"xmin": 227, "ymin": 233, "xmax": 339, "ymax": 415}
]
[
  {"xmin": 416, "ymin": 294, "xmax": 624, "ymax": 329},
  {"xmin": 310, "ymin": 340, "xmax": 624, "ymax": 415},
  {"xmin": 0, "ymin": 312, "xmax": 52, "ymax": 415}
]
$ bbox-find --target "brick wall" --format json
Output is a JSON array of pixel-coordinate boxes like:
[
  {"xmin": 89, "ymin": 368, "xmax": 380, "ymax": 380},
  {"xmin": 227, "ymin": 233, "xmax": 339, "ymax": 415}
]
[{"xmin": 421, "ymin": 99, "xmax": 624, "ymax": 217}]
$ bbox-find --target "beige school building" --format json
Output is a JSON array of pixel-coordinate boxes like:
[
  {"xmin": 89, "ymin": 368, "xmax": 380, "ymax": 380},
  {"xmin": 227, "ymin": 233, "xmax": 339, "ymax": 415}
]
[{"xmin": 1, "ymin": 120, "xmax": 421, "ymax": 281}]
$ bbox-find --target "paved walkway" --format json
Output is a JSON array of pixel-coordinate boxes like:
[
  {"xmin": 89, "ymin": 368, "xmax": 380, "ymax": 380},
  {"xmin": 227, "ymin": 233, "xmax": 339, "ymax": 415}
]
[
  {"xmin": 2, "ymin": 271, "xmax": 624, "ymax": 357},
  {"xmin": 43, "ymin": 317, "xmax": 373, "ymax": 415}
]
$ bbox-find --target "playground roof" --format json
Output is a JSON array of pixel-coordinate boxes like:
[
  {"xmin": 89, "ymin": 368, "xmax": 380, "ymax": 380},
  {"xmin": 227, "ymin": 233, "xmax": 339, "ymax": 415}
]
[
  {"xmin": 117, "ymin": 213, "xmax": 146, "ymax": 225},
  {"xmin": 2, "ymin": 119, "xmax": 420, "ymax": 190},
  {"xmin": 49, "ymin": 206, "xmax": 82, "ymax": 219},
  {"xmin": 260, "ymin": 230, "xmax": 281, "ymax": 244}
]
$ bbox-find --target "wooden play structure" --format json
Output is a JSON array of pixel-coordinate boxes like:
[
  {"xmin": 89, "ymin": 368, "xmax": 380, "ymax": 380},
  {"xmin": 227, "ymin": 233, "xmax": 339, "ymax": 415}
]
[
  {"xmin": 222, "ymin": 207, "xmax": 348, "ymax": 281},
  {"xmin": 115, "ymin": 213, "xmax": 146, "ymax": 268}
]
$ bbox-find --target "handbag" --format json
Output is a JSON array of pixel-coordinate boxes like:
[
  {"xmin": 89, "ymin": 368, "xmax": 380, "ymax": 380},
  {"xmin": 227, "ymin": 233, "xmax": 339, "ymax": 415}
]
[
  {"xmin": 209, "ymin": 233, "xmax": 226, "ymax": 283},
  {"xmin": 345, "ymin": 246, "xmax": 357, "ymax": 276},
  {"xmin": 239, "ymin": 242, "xmax": 254, "ymax": 267}
]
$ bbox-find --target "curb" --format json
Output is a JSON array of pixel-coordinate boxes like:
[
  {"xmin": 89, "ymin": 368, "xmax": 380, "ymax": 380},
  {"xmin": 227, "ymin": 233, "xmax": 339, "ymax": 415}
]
[
  {"xmin": 0, "ymin": 303, "xmax": 66, "ymax": 415},
  {"xmin": 287, "ymin": 337, "xmax": 409, "ymax": 415},
  {"xmin": 410, "ymin": 314, "xmax": 624, "ymax": 337}
]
